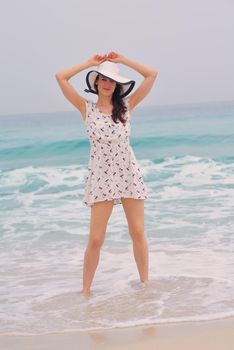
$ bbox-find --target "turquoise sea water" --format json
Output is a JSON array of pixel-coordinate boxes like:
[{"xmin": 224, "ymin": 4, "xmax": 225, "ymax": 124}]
[{"xmin": 0, "ymin": 100, "xmax": 234, "ymax": 335}]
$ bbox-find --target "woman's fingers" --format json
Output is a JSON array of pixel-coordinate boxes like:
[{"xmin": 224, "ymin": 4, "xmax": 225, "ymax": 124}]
[
  {"xmin": 96, "ymin": 53, "xmax": 107, "ymax": 62},
  {"xmin": 95, "ymin": 54, "xmax": 103, "ymax": 60},
  {"xmin": 108, "ymin": 51, "xmax": 118, "ymax": 58},
  {"xmin": 106, "ymin": 51, "xmax": 121, "ymax": 62},
  {"xmin": 90, "ymin": 54, "xmax": 106, "ymax": 65},
  {"xmin": 92, "ymin": 52, "xmax": 122, "ymax": 65}
]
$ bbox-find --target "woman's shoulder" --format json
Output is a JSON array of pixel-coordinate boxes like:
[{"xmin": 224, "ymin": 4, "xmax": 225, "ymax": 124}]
[
  {"xmin": 123, "ymin": 97, "xmax": 129, "ymax": 106},
  {"xmin": 84, "ymin": 98, "xmax": 95, "ymax": 106},
  {"xmin": 122, "ymin": 97, "xmax": 131, "ymax": 119},
  {"xmin": 84, "ymin": 99, "xmax": 96, "ymax": 113},
  {"xmin": 82, "ymin": 99, "xmax": 96, "ymax": 122}
]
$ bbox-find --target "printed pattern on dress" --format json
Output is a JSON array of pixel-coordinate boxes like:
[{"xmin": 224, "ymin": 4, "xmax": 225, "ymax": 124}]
[{"xmin": 83, "ymin": 98, "xmax": 148, "ymax": 207}]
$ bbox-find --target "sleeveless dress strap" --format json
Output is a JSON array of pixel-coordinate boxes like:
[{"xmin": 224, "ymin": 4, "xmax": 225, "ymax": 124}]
[
  {"xmin": 84, "ymin": 99, "xmax": 94, "ymax": 124},
  {"xmin": 123, "ymin": 97, "xmax": 131, "ymax": 120}
]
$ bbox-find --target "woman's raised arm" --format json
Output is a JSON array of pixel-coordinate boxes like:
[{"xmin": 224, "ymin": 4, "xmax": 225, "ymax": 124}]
[
  {"xmin": 55, "ymin": 55, "xmax": 106, "ymax": 119},
  {"xmin": 107, "ymin": 52, "xmax": 158, "ymax": 111}
]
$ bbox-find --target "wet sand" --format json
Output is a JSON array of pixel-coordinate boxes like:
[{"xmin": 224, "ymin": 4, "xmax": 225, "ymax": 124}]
[{"xmin": 1, "ymin": 317, "xmax": 234, "ymax": 350}]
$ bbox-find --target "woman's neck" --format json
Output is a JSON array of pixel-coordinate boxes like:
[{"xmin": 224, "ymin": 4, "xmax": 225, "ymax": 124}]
[{"xmin": 96, "ymin": 96, "xmax": 113, "ymax": 108}]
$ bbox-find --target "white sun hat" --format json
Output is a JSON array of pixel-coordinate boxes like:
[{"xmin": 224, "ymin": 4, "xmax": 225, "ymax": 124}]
[{"xmin": 84, "ymin": 61, "xmax": 135, "ymax": 98}]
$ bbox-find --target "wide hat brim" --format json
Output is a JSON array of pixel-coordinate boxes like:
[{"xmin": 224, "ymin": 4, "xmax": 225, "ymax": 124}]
[{"xmin": 85, "ymin": 70, "xmax": 135, "ymax": 98}]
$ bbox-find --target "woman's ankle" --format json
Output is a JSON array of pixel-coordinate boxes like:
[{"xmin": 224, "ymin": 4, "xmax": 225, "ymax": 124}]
[
  {"xmin": 81, "ymin": 288, "xmax": 90, "ymax": 297},
  {"xmin": 140, "ymin": 278, "xmax": 148, "ymax": 287}
]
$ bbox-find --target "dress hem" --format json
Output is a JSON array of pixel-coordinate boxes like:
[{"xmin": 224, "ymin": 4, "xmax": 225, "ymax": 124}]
[{"xmin": 83, "ymin": 195, "xmax": 148, "ymax": 208}]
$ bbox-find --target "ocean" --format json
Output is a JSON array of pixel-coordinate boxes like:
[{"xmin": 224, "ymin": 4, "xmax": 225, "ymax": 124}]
[{"xmin": 0, "ymin": 100, "xmax": 234, "ymax": 335}]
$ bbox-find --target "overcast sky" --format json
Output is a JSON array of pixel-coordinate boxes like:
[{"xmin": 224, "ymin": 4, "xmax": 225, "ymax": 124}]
[{"xmin": 0, "ymin": 0, "xmax": 233, "ymax": 115}]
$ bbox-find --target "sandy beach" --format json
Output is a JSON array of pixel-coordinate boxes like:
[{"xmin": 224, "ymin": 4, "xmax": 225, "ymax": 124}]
[{"xmin": 1, "ymin": 317, "xmax": 234, "ymax": 350}]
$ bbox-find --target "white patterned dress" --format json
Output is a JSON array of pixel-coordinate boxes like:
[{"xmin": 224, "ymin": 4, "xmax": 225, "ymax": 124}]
[{"xmin": 83, "ymin": 98, "xmax": 148, "ymax": 207}]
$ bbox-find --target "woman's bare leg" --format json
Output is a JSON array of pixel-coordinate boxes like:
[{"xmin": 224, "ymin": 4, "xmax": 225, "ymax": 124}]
[
  {"xmin": 121, "ymin": 198, "xmax": 148, "ymax": 284},
  {"xmin": 82, "ymin": 199, "xmax": 114, "ymax": 296}
]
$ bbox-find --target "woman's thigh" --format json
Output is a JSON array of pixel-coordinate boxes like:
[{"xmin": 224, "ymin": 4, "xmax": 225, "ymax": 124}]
[
  {"xmin": 121, "ymin": 198, "xmax": 145, "ymax": 235},
  {"xmin": 89, "ymin": 199, "xmax": 115, "ymax": 237}
]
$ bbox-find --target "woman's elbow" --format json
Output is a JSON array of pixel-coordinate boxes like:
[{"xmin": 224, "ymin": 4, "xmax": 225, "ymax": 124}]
[
  {"xmin": 151, "ymin": 69, "xmax": 158, "ymax": 78},
  {"xmin": 55, "ymin": 72, "xmax": 63, "ymax": 80},
  {"xmin": 55, "ymin": 71, "xmax": 68, "ymax": 81}
]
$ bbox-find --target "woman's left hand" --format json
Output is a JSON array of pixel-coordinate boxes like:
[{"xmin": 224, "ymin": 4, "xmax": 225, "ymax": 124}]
[{"xmin": 106, "ymin": 51, "xmax": 125, "ymax": 63}]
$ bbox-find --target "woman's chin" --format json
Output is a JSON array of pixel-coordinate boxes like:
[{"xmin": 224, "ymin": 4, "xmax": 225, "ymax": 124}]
[{"xmin": 100, "ymin": 90, "xmax": 113, "ymax": 97}]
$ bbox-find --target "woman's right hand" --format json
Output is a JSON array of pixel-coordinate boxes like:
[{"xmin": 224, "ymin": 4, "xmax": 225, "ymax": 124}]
[{"xmin": 87, "ymin": 54, "xmax": 107, "ymax": 66}]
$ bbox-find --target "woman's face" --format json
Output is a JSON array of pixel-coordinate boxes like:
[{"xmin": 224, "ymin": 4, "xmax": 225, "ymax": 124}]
[{"xmin": 95, "ymin": 75, "xmax": 117, "ymax": 96}]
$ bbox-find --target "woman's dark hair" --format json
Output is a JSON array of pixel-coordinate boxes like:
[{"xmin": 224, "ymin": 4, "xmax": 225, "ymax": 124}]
[{"xmin": 95, "ymin": 75, "xmax": 127, "ymax": 125}]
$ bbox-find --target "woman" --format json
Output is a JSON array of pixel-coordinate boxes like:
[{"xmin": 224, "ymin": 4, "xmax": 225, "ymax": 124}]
[{"xmin": 55, "ymin": 52, "xmax": 158, "ymax": 296}]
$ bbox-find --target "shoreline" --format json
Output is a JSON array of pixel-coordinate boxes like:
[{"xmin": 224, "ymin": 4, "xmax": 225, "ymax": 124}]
[{"xmin": 1, "ymin": 316, "xmax": 234, "ymax": 350}]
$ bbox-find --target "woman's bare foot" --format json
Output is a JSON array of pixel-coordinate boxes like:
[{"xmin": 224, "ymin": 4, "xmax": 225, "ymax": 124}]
[
  {"xmin": 81, "ymin": 289, "xmax": 90, "ymax": 298},
  {"xmin": 140, "ymin": 280, "xmax": 148, "ymax": 288}
]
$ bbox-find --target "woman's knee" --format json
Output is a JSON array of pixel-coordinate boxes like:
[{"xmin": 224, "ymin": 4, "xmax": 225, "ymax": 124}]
[
  {"xmin": 88, "ymin": 234, "xmax": 105, "ymax": 250},
  {"xmin": 129, "ymin": 226, "xmax": 146, "ymax": 244}
]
